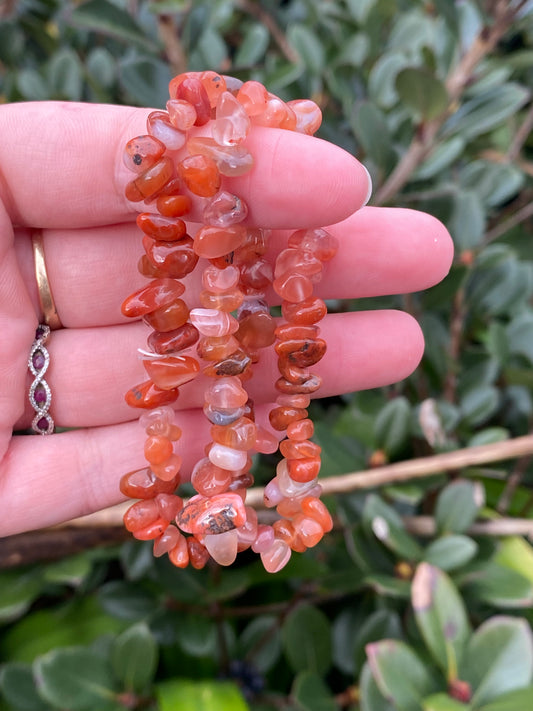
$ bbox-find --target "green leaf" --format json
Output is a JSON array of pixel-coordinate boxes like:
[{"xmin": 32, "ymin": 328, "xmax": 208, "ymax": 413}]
[
  {"xmin": 287, "ymin": 24, "xmax": 325, "ymax": 74},
  {"xmin": 412, "ymin": 563, "xmax": 470, "ymax": 678},
  {"xmin": 460, "ymin": 161, "xmax": 524, "ymax": 208},
  {"xmin": 459, "ymin": 386, "xmax": 500, "ymax": 427},
  {"xmin": 291, "ymin": 671, "xmax": 338, "ymax": 711},
  {"xmin": 506, "ymin": 313, "xmax": 533, "ymax": 364},
  {"xmin": 469, "ymin": 562, "xmax": 533, "ymax": 608},
  {"xmin": 423, "ymin": 535, "xmax": 478, "ymax": 571},
  {"xmin": 363, "ymin": 494, "xmax": 424, "ymax": 561},
  {"xmin": 0, "ymin": 663, "xmax": 53, "ymax": 711},
  {"xmin": 351, "ymin": 100, "xmax": 396, "ymax": 171},
  {"xmin": 234, "ymin": 23, "xmax": 270, "ymax": 67},
  {"xmin": 46, "ymin": 48, "xmax": 83, "ymax": 101},
  {"xmin": 119, "ymin": 55, "xmax": 172, "ymax": 108},
  {"xmin": 0, "ymin": 570, "xmax": 43, "ymax": 624},
  {"xmin": 422, "ymin": 693, "xmax": 471, "ymax": 710},
  {"xmin": 467, "ymin": 428, "xmax": 509, "ymax": 447},
  {"xmin": 0, "ymin": 597, "xmax": 125, "ymax": 664},
  {"xmin": 42, "ymin": 553, "xmax": 92, "ymax": 587},
  {"xmin": 353, "ymin": 610, "xmax": 403, "ymax": 675},
  {"xmin": 86, "ymin": 47, "xmax": 116, "ymax": 90},
  {"xmin": 155, "ymin": 680, "xmax": 249, "ymax": 711},
  {"xmin": 449, "ymin": 190, "xmax": 486, "ymax": 250},
  {"xmin": 396, "ymin": 67, "xmax": 449, "ymax": 120},
  {"xmin": 97, "ymin": 580, "xmax": 157, "ymax": 620},
  {"xmin": 477, "ymin": 686, "xmax": 533, "ymax": 711},
  {"xmin": 34, "ymin": 647, "xmax": 119, "ymax": 711},
  {"xmin": 364, "ymin": 574, "xmax": 412, "ymax": 599},
  {"xmin": 463, "ymin": 617, "xmax": 533, "ymax": 707},
  {"xmin": 414, "ymin": 136, "xmax": 465, "ymax": 180},
  {"xmin": 16, "ymin": 69, "xmax": 49, "ymax": 101},
  {"xmin": 175, "ymin": 613, "xmax": 218, "ymax": 658},
  {"xmin": 360, "ymin": 662, "xmax": 396, "ymax": 711},
  {"xmin": 435, "ymin": 480, "xmax": 483, "ymax": 534},
  {"xmin": 443, "ymin": 84, "xmax": 529, "ymax": 139},
  {"xmin": 374, "ymin": 397, "xmax": 412, "ymax": 458},
  {"xmin": 282, "ymin": 604, "xmax": 332, "ymax": 675},
  {"xmin": 70, "ymin": 0, "xmax": 157, "ymax": 50},
  {"xmin": 369, "ymin": 52, "xmax": 410, "ymax": 108},
  {"xmin": 366, "ymin": 639, "xmax": 436, "ymax": 711},
  {"xmin": 238, "ymin": 616, "xmax": 281, "ymax": 674},
  {"xmin": 111, "ymin": 622, "xmax": 158, "ymax": 693},
  {"xmin": 495, "ymin": 537, "xmax": 533, "ymax": 585}
]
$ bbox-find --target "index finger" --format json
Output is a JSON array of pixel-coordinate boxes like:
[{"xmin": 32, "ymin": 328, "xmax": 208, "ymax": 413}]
[{"xmin": 0, "ymin": 101, "xmax": 371, "ymax": 230}]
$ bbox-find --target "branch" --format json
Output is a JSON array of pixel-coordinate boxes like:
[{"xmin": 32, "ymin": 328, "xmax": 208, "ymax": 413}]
[
  {"xmin": 4, "ymin": 435, "xmax": 533, "ymax": 568},
  {"xmin": 404, "ymin": 515, "xmax": 533, "ymax": 538}
]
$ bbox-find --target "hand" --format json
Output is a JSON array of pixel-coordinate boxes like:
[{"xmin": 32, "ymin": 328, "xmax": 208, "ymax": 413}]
[{"xmin": 0, "ymin": 101, "xmax": 453, "ymax": 537}]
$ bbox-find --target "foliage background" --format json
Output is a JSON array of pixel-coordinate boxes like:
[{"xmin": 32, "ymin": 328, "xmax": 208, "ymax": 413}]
[{"xmin": 1, "ymin": 0, "xmax": 533, "ymax": 709}]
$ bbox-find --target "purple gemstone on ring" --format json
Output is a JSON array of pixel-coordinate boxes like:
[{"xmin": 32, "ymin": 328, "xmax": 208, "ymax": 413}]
[
  {"xmin": 33, "ymin": 385, "xmax": 47, "ymax": 405},
  {"xmin": 36, "ymin": 326, "xmax": 46, "ymax": 339},
  {"xmin": 37, "ymin": 416, "xmax": 49, "ymax": 431},
  {"xmin": 32, "ymin": 351, "xmax": 45, "ymax": 370}
]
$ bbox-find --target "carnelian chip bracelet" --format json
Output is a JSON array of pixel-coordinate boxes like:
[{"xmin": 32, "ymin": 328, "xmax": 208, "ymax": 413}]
[{"xmin": 120, "ymin": 71, "xmax": 338, "ymax": 573}]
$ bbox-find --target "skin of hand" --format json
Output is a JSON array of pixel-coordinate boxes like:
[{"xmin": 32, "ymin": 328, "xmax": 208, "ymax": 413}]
[{"xmin": 0, "ymin": 101, "xmax": 453, "ymax": 537}]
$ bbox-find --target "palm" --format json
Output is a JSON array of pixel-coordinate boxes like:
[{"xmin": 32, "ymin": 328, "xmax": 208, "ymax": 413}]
[{"xmin": 0, "ymin": 102, "xmax": 453, "ymax": 537}]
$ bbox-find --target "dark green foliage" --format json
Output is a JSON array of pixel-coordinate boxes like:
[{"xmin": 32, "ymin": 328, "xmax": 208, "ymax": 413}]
[{"xmin": 2, "ymin": 1, "xmax": 533, "ymax": 709}]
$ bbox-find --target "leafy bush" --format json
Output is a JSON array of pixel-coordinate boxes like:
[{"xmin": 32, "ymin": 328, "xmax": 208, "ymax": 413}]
[{"xmin": 2, "ymin": 1, "xmax": 533, "ymax": 709}]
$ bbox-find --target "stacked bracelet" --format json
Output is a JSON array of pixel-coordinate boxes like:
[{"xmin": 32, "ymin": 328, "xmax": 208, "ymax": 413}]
[{"xmin": 120, "ymin": 71, "xmax": 337, "ymax": 573}]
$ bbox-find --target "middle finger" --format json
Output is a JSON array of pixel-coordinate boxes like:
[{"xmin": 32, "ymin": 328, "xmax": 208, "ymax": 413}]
[{"xmin": 19, "ymin": 206, "xmax": 452, "ymax": 328}]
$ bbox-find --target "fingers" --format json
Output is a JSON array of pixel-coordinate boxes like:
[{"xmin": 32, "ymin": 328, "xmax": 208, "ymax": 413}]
[
  {"xmin": 1, "ymin": 414, "xmax": 208, "ymax": 536},
  {"xmin": 1, "ymin": 102, "xmax": 370, "ymax": 230},
  {"xmin": 15, "ymin": 310, "xmax": 423, "ymax": 430},
  {"xmin": 18, "ymin": 207, "xmax": 452, "ymax": 328},
  {"xmin": 4, "ymin": 309, "xmax": 423, "ymax": 535}
]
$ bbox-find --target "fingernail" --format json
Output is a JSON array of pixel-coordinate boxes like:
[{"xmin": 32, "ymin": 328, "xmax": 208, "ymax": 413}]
[{"xmin": 362, "ymin": 164, "xmax": 373, "ymax": 206}]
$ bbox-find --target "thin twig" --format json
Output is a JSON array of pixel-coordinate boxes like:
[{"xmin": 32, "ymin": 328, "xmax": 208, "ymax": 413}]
[
  {"xmin": 485, "ymin": 199, "xmax": 533, "ymax": 243},
  {"xmin": 56, "ymin": 434, "xmax": 533, "ymax": 524},
  {"xmin": 235, "ymin": 0, "xmax": 300, "ymax": 65},
  {"xmin": 404, "ymin": 515, "xmax": 533, "ymax": 538},
  {"xmin": 506, "ymin": 102, "xmax": 533, "ymax": 162},
  {"xmin": 157, "ymin": 15, "xmax": 188, "ymax": 76}
]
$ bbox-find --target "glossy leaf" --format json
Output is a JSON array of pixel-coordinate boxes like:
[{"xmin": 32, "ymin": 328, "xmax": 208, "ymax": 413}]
[
  {"xmin": 287, "ymin": 24, "xmax": 325, "ymax": 73},
  {"xmin": 364, "ymin": 494, "xmax": 424, "ymax": 561},
  {"xmin": 0, "ymin": 571, "xmax": 43, "ymax": 624},
  {"xmin": 366, "ymin": 639, "xmax": 436, "ymax": 711},
  {"xmin": 34, "ymin": 647, "xmax": 119, "ymax": 711},
  {"xmin": 477, "ymin": 686, "xmax": 533, "ymax": 711},
  {"xmin": 111, "ymin": 622, "xmax": 158, "ymax": 693},
  {"xmin": 234, "ymin": 23, "xmax": 270, "ymax": 66},
  {"xmin": 423, "ymin": 535, "xmax": 478, "ymax": 571},
  {"xmin": 70, "ymin": 0, "xmax": 156, "ymax": 49},
  {"xmin": 396, "ymin": 67, "xmax": 449, "ymax": 120},
  {"xmin": 291, "ymin": 671, "xmax": 338, "ymax": 711},
  {"xmin": 282, "ymin": 604, "xmax": 332, "ymax": 675},
  {"xmin": 463, "ymin": 617, "xmax": 533, "ymax": 707},
  {"xmin": 412, "ymin": 563, "xmax": 470, "ymax": 677},
  {"xmin": 0, "ymin": 662, "xmax": 53, "ymax": 711},
  {"xmin": 435, "ymin": 480, "xmax": 483, "ymax": 534},
  {"xmin": 360, "ymin": 662, "xmax": 396, "ymax": 711},
  {"xmin": 443, "ymin": 84, "xmax": 529, "ymax": 139},
  {"xmin": 374, "ymin": 397, "xmax": 412, "ymax": 457},
  {"xmin": 155, "ymin": 680, "xmax": 249, "ymax": 711},
  {"xmin": 494, "ymin": 537, "xmax": 533, "ymax": 585},
  {"xmin": 238, "ymin": 615, "xmax": 281, "ymax": 674},
  {"xmin": 422, "ymin": 693, "xmax": 471, "ymax": 710},
  {"xmin": 468, "ymin": 562, "xmax": 533, "ymax": 608}
]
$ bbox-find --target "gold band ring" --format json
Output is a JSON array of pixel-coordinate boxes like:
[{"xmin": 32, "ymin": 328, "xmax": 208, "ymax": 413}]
[{"xmin": 31, "ymin": 229, "xmax": 63, "ymax": 331}]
